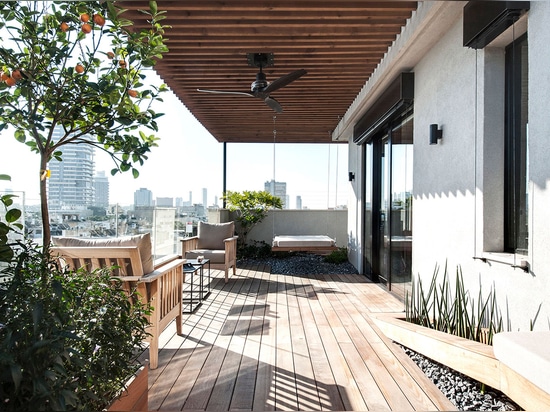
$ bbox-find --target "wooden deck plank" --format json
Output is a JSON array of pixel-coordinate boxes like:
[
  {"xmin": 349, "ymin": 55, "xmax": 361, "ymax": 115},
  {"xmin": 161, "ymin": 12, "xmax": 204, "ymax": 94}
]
[
  {"xmin": 297, "ymin": 275, "xmax": 346, "ymax": 411},
  {"xmin": 274, "ymin": 274, "xmax": 299, "ymax": 411},
  {"xmin": 287, "ymin": 273, "xmax": 323, "ymax": 411},
  {"xmin": 229, "ymin": 271, "xmax": 264, "ymax": 411},
  {"xmin": 253, "ymin": 268, "xmax": 279, "ymax": 411},
  {"xmin": 149, "ymin": 266, "xmax": 454, "ymax": 411}
]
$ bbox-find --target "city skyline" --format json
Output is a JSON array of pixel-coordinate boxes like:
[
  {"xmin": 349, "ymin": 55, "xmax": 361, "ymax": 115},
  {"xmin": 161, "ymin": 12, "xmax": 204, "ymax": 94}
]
[{"xmin": 0, "ymin": 72, "xmax": 349, "ymax": 210}]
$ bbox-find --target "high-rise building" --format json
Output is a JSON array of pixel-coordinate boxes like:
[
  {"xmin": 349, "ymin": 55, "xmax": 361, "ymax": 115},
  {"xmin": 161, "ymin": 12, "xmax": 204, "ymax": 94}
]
[
  {"xmin": 296, "ymin": 195, "xmax": 302, "ymax": 210},
  {"xmin": 48, "ymin": 127, "xmax": 94, "ymax": 210},
  {"xmin": 93, "ymin": 171, "xmax": 109, "ymax": 207},
  {"xmin": 134, "ymin": 188, "xmax": 153, "ymax": 207},
  {"xmin": 264, "ymin": 179, "xmax": 287, "ymax": 208}
]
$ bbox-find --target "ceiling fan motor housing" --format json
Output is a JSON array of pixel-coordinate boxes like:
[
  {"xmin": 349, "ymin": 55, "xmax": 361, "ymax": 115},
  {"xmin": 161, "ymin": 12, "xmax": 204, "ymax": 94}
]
[{"xmin": 251, "ymin": 71, "xmax": 268, "ymax": 92}]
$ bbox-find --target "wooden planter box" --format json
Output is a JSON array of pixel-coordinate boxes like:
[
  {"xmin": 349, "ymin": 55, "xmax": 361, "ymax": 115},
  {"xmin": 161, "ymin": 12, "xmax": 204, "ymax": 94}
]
[
  {"xmin": 371, "ymin": 313, "xmax": 550, "ymax": 411},
  {"xmin": 108, "ymin": 365, "xmax": 148, "ymax": 411}
]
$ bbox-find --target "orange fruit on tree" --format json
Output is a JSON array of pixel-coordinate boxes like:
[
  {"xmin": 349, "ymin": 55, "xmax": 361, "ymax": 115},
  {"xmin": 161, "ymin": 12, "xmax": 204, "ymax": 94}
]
[
  {"xmin": 118, "ymin": 60, "xmax": 127, "ymax": 68},
  {"xmin": 0, "ymin": 72, "xmax": 8, "ymax": 81},
  {"xmin": 5, "ymin": 77, "xmax": 16, "ymax": 87},
  {"xmin": 93, "ymin": 14, "xmax": 105, "ymax": 26},
  {"xmin": 75, "ymin": 64, "xmax": 85, "ymax": 74},
  {"xmin": 81, "ymin": 23, "xmax": 92, "ymax": 33},
  {"xmin": 60, "ymin": 22, "xmax": 69, "ymax": 32},
  {"xmin": 80, "ymin": 13, "xmax": 89, "ymax": 23},
  {"xmin": 128, "ymin": 89, "xmax": 138, "ymax": 98},
  {"xmin": 107, "ymin": 51, "xmax": 115, "ymax": 59},
  {"xmin": 11, "ymin": 70, "xmax": 22, "ymax": 80}
]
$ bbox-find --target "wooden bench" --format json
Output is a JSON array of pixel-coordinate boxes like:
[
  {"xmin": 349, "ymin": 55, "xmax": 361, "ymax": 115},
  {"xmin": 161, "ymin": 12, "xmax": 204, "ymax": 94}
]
[{"xmin": 51, "ymin": 246, "xmax": 185, "ymax": 370}]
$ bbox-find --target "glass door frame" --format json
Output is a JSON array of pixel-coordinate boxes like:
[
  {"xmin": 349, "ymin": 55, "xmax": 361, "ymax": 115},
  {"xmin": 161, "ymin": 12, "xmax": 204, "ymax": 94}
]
[{"xmin": 362, "ymin": 109, "xmax": 413, "ymax": 296}]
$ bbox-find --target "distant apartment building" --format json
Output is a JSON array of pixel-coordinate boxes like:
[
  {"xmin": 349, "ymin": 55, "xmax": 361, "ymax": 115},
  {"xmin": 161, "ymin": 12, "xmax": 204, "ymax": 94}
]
[
  {"xmin": 93, "ymin": 171, "xmax": 109, "ymax": 207},
  {"xmin": 48, "ymin": 127, "xmax": 94, "ymax": 210},
  {"xmin": 156, "ymin": 197, "xmax": 174, "ymax": 207},
  {"xmin": 264, "ymin": 179, "xmax": 287, "ymax": 208},
  {"xmin": 296, "ymin": 195, "xmax": 302, "ymax": 210},
  {"xmin": 134, "ymin": 188, "xmax": 153, "ymax": 207}
]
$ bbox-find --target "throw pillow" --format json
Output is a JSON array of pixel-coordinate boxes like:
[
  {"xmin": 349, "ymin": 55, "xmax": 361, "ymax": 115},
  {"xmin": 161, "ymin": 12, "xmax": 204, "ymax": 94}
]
[{"xmin": 197, "ymin": 221, "xmax": 234, "ymax": 250}]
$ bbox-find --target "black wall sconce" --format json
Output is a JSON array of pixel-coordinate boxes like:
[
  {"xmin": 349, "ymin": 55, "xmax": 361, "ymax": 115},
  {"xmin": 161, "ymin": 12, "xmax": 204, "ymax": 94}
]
[
  {"xmin": 348, "ymin": 171, "xmax": 355, "ymax": 181},
  {"xmin": 429, "ymin": 124, "xmax": 443, "ymax": 145}
]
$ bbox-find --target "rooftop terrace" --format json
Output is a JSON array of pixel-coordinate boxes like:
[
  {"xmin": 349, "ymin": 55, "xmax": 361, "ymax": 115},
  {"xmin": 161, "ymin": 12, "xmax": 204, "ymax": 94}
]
[{"xmin": 139, "ymin": 263, "xmax": 454, "ymax": 411}]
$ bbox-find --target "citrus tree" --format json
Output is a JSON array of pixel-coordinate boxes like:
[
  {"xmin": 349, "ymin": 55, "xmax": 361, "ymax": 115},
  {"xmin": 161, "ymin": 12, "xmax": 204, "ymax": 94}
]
[
  {"xmin": 223, "ymin": 190, "xmax": 283, "ymax": 251},
  {"xmin": 0, "ymin": 1, "xmax": 168, "ymax": 246}
]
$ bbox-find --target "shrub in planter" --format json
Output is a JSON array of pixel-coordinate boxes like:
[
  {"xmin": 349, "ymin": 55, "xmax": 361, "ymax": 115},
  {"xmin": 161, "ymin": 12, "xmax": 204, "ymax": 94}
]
[
  {"xmin": 0, "ymin": 241, "xmax": 151, "ymax": 411},
  {"xmin": 324, "ymin": 247, "xmax": 348, "ymax": 264}
]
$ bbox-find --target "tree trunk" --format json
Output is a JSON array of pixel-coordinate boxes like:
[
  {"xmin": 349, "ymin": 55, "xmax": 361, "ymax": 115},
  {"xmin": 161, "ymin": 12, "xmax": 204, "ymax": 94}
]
[{"xmin": 40, "ymin": 153, "xmax": 50, "ymax": 248}]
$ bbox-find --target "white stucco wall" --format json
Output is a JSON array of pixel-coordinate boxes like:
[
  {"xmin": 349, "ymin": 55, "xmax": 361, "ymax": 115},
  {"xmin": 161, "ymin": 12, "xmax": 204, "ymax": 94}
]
[{"xmin": 345, "ymin": 2, "xmax": 550, "ymax": 331}]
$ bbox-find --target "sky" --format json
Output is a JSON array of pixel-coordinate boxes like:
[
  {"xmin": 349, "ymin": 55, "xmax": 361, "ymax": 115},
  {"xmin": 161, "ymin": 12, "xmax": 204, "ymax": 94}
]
[{"xmin": 0, "ymin": 72, "xmax": 349, "ymax": 210}]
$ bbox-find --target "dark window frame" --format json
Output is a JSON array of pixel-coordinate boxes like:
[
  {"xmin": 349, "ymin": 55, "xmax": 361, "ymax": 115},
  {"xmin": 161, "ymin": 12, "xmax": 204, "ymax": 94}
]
[{"xmin": 504, "ymin": 33, "xmax": 528, "ymax": 254}]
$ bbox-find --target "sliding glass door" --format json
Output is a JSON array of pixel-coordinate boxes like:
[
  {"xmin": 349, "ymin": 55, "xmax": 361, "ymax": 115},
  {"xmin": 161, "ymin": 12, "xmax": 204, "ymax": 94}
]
[{"xmin": 364, "ymin": 114, "xmax": 413, "ymax": 300}]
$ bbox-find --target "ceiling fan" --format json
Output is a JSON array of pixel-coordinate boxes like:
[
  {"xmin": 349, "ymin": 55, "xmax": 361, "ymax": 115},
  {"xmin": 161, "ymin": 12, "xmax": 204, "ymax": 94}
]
[{"xmin": 197, "ymin": 53, "xmax": 307, "ymax": 113}]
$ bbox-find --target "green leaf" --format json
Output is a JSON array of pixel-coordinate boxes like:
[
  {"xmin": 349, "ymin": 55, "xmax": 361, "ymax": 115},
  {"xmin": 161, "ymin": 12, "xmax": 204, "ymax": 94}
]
[
  {"xmin": 132, "ymin": 168, "xmax": 139, "ymax": 178},
  {"xmin": 149, "ymin": 1, "xmax": 158, "ymax": 15},
  {"xmin": 5, "ymin": 208, "xmax": 21, "ymax": 223},
  {"xmin": 0, "ymin": 174, "xmax": 11, "ymax": 181}
]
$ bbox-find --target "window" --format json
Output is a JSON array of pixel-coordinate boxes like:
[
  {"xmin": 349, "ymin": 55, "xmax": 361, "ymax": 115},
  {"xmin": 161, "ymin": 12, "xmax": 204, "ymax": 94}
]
[{"xmin": 504, "ymin": 34, "xmax": 528, "ymax": 254}]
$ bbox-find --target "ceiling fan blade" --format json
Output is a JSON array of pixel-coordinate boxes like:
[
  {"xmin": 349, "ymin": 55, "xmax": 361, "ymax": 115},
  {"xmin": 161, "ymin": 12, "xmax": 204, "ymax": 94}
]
[
  {"xmin": 264, "ymin": 96, "xmax": 283, "ymax": 113},
  {"xmin": 262, "ymin": 69, "xmax": 307, "ymax": 94},
  {"xmin": 197, "ymin": 89, "xmax": 253, "ymax": 97}
]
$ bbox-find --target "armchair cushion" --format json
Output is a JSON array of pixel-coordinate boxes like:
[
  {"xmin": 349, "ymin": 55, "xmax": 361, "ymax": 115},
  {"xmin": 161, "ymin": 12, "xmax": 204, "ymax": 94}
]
[
  {"xmin": 185, "ymin": 249, "xmax": 226, "ymax": 264},
  {"xmin": 52, "ymin": 233, "xmax": 154, "ymax": 274},
  {"xmin": 197, "ymin": 221, "xmax": 234, "ymax": 250}
]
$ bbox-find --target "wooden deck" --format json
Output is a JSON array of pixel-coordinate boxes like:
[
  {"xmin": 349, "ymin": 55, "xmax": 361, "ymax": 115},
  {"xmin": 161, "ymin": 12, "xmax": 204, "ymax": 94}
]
[{"xmin": 140, "ymin": 263, "xmax": 456, "ymax": 411}]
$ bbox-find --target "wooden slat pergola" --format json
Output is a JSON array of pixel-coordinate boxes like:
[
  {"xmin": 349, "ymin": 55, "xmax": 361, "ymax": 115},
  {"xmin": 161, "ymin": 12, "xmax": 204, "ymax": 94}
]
[{"xmin": 121, "ymin": 1, "xmax": 418, "ymax": 144}]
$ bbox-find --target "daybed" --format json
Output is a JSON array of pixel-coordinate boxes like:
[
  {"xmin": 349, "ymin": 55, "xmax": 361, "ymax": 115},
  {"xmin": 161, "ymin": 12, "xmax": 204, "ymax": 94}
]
[{"xmin": 271, "ymin": 234, "xmax": 338, "ymax": 253}]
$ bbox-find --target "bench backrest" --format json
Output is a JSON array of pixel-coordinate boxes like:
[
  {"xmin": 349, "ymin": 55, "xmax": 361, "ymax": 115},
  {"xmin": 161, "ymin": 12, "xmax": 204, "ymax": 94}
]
[{"xmin": 51, "ymin": 246, "xmax": 145, "ymax": 280}]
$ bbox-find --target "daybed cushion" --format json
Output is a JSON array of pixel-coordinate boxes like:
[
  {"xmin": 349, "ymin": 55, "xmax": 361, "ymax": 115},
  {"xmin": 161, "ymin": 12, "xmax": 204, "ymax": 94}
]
[
  {"xmin": 197, "ymin": 221, "xmax": 234, "ymax": 250},
  {"xmin": 272, "ymin": 235, "xmax": 336, "ymax": 248},
  {"xmin": 493, "ymin": 331, "xmax": 550, "ymax": 394},
  {"xmin": 185, "ymin": 249, "xmax": 226, "ymax": 264},
  {"xmin": 52, "ymin": 233, "xmax": 154, "ymax": 274}
]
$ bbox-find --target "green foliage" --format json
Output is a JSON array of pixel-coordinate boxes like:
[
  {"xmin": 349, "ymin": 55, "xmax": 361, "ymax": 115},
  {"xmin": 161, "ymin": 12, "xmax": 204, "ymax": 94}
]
[
  {"xmin": 324, "ymin": 247, "xmax": 348, "ymax": 264},
  {"xmin": 223, "ymin": 190, "xmax": 283, "ymax": 250},
  {"xmin": 405, "ymin": 263, "xmax": 504, "ymax": 345},
  {"xmin": 0, "ymin": 1, "xmax": 169, "ymax": 245},
  {"xmin": 0, "ymin": 242, "xmax": 151, "ymax": 411},
  {"xmin": 238, "ymin": 240, "xmax": 272, "ymax": 259},
  {"xmin": 0, "ymin": 174, "xmax": 23, "ymax": 263}
]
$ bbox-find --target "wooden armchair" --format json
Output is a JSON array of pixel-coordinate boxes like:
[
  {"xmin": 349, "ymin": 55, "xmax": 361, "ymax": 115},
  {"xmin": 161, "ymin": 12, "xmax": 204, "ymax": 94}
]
[
  {"xmin": 181, "ymin": 221, "xmax": 238, "ymax": 283},
  {"xmin": 51, "ymin": 236, "xmax": 185, "ymax": 370}
]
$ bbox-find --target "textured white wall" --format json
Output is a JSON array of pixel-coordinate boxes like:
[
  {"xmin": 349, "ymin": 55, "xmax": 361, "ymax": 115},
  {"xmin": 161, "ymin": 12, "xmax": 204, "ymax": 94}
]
[{"xmin": 346, "ymin": 2, "xmax": 550, "ymax": 330}]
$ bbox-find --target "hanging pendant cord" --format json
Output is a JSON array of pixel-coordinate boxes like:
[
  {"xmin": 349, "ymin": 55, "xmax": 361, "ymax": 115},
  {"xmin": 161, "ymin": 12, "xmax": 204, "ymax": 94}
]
[{"xmin": 272, "ymin": 115, "xmax": 276, "ymax": 238}]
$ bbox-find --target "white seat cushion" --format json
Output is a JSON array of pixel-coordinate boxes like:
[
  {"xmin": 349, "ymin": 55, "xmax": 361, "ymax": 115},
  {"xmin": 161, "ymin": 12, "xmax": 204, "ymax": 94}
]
[{"xmin": 493, "ymin": 331, "xmax": 550, "ymax": 394}]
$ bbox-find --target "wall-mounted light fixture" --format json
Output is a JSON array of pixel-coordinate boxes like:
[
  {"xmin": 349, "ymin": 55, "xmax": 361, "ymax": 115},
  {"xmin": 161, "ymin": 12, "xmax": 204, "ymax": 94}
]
[
  {"xmin": 429, "ymin": 124, "xmax": 443, "ymax": 145},
  {"xmin": 348, "ymin": 172, "xmax": 355, "ymax": 182}
]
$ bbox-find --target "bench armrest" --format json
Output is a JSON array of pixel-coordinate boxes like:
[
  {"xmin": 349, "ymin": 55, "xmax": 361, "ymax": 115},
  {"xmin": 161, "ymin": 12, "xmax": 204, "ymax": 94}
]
[{"xmin": 140, "ymin": 258, "xmax": 185, "ymax": 283}]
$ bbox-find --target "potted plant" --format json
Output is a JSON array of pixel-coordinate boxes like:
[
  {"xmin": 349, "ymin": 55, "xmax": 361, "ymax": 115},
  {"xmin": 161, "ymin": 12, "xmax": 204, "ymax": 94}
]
[
  {"xmin": 0, "ymin": 0, "xmax": 168, "ymax": 247},
  {"xmin": 0, "ymin": 239, "xmax": 151, "ymax": 411},
  {"xmin": 223, "ymin": 190, "xmax": 283, "ymax": 256},
  {"xmin": 0, "ymin": 183, "xmax": 151, "ymax": 411}
]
